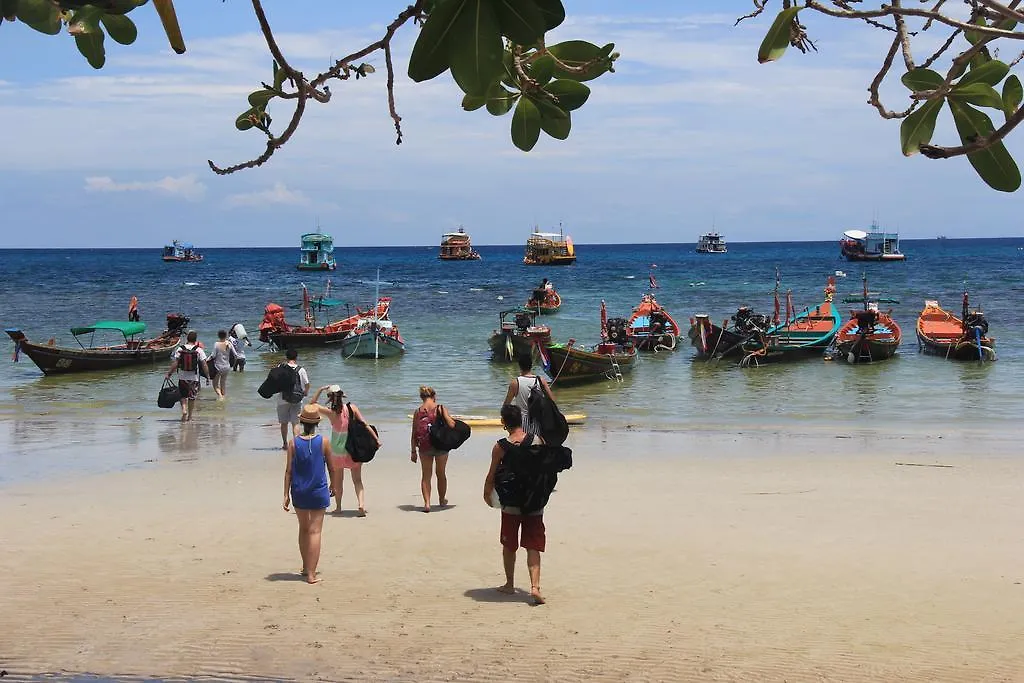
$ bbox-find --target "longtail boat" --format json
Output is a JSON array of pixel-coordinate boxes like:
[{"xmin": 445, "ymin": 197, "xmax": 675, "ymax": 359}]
[
  {"xmin": 688, "ymin": 306, "xmax": 772, "ymax": 360},
  {"xmin": 539, "ymin": 301, "xmax": 637, "ymax": 384},
  {"xmin": 834, "ymin": 274, "xmax": 902, "ymax": 363},
  {"xmin": 739, "ymin": 275, "xmax": 841, "ymax": 366},
  {"xmin": 916, "ymin": 289, "xmax": 996, "ymax": 361},
  {"xmin": 340, "ymin": 269, "xmax": 405, "ymax": 359},
  {"xmin": 488, "ymin": 308, "xmax": 551, "ymax": 361},
  {"xmin": 626, "ymin": 292, "xmax": 680, "ymax": 351},
  {"xmin": 525, "ymin": 281, "xmax": 561, "ymax": 314},
  {"xmin": 6, "ymin": 313, "xmax": 189, "ymax": 375},
  {"xmin": 258, "ymin": 283, "xmax": 387, "ymax": 349}
]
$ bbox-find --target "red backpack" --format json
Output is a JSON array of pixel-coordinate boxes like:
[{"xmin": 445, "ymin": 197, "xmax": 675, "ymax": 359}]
[
  {"xmin": 414, "ymin": 407, "xmax": 435, "ymax": 451},
  {"xmin": 178, "ymin": 345, "xmax": 199, "ymax": 373}
]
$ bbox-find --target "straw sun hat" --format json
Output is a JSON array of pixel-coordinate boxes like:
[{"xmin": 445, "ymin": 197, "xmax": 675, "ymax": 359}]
[{"xmin": 299, "ymin": 404, "xmax": 321, "ymax": 425}]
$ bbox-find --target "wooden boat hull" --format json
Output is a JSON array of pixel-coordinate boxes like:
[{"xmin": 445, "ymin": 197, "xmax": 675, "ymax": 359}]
[
  {"xmin": 524, "ymin": 256, "xmax": 575, "ymax": 266},
  {"xmin": 266, "ymin": 328, "xmax": 351, "ymax": 348},
  {"xmin": 541, "ymin": 342, "xmax": 637, "ymax": 384},
  {"xmin": 439, "ymin": 253, "xmax": 481, "ymax": 261},
  {"xmin": 916, "ymin": 301, "xmax": 996, "ymax": 361},
  {"xmin": 6, "ymin": 326, "xmax": 186, "ymax": 375},
  {"xmin": 627, "ymin": 296, "xmax": 680, "ymax": 352},
  {"xmin": 526, "ymin": 290, "xmax": 561, "ymax": 314},
  {"xmin": 340, "ymin": 330, "xmax": 405, "ymax": 358},
  {"xmin": 835, "ymin": 315, "xmax": 902, "ymax": 363},
  {"xmin": 488, "ymin": 332, "xmax": 548, "ymax": 361},
  {"xmin": 687, "ymin": 316, "xmax": 746, "ymax": 359},
  {"xmin": 742, "ymin": 300, "xmax": 842, "ymax": 361}
]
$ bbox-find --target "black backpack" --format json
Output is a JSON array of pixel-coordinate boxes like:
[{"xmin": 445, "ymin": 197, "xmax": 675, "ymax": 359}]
[
  {"xmin": 428, "ymin": 405, "xmax": 472, "ymax": 451},
  {"xmin": 526, "ymin": 377, "xmax": 569, "ymax": 446},
  {"xmin": 258, "ymin": 363, "xmax": 299, "ymax": 400},
  {"xmin": 281, "ymin": 365, "xmax": 305, "ymax": 403},
  {"xmin": 494, "ymin": 435, "xmax": 572, "ymax": 513},
  {"xmin": 345, "ymin": 404, "xmax": 380, "ymax": 463}
]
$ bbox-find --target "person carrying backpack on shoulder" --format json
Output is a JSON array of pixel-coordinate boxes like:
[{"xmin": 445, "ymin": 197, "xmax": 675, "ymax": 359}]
[
  {"xmin": 502, "ymin": 354, "xmax": 554, "ymax": 437},
  {"xmin": 277, "ymin": 348, "xmax": 310, "ymax": 449},
  {"xmin": 165, "ymin": 330, "xmax": 210, "ymax": 422}
]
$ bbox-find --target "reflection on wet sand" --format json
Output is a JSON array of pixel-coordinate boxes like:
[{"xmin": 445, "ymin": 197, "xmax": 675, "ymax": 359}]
[{"xmin": 157, "ymin": 419, "xmax": 243, "ymax": 461}]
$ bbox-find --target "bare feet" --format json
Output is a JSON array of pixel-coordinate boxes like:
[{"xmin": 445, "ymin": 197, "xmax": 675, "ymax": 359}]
[
  {"xmin": 357, "ymin": 508, "xmax": 367, "ymax": 518},
  {"xmin": 495, "ymin": 584, "xmax": 515, "ymax": 595},
  {"xmin": 306, "ymin": 571, "xmax": 321, "ymax": 585},
  {"xmin": 530, "ymin": 586, "xmax": 545, "ymax": 605},
  {"xmin": 423, "ymin": 506, "xmax": 430, "ymax": 513},
  {"xmin": 439, "ymin": 498, "xmax": 448, "ymax": 507}
]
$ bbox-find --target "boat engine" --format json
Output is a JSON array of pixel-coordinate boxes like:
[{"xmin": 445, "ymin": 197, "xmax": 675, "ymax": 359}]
[
  {"xmin": 853, "ymin": 309, "xmax": 878, "ymax": 335},
  {"xmin": 605, "ymin": 317, "xmax": 628, "ymax": 344},
  {"xmin": 529, "ymin": 288, "xmax": 546, "ymax": 305},
  {"xmin": 732, "ymin": 306, "xmax": 770, "ymax": 335},
  {"xmin": 165, "ymin": 313, "xmax": 190, "ymax": 334},
  {"xmin": 514, "ymin": 312, "xmax": 532, "ymax": 331},
  {"xmin": 965, "ymin": 311, "xmax": 989, "ymax": 335}
]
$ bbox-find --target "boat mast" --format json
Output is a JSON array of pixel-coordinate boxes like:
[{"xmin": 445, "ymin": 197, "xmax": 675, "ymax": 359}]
[{"xmin": 374, "ymin": 267, "xmax": 381, "ymax": 359}]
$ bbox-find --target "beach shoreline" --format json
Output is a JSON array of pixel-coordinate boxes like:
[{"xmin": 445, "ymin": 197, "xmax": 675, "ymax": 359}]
[{"xmin": 2, "ymin": 426, "xmax": 1023, "ymax": 681}]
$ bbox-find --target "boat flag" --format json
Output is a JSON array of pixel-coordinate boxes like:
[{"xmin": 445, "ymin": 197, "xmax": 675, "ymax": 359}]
[
  {"xmin": 11, "ymin": 339, "xmax": 20, "ymax": 362},
  {"xmin": 600, "ymin": 300, "xmax": 608, "ymax": 340},
  {"xmin": 649, "ymin": 266, "xmax": 659, "ymax": 289},
  {"xmin": 537, "ymin": 341, "xmax": 551, "ymax": 374}
]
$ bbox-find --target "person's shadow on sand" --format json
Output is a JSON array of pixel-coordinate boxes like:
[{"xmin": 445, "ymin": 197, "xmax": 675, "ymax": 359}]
[
  {"xmin": 463, "ymin": 587, "xmax": 533, "ymax": 604},
  {"xmin": 265, "ymin": 572, "xmax": 306, "ymax": 582},
  {"xmin": 396, "ymin": 504, "xmax": 457, "ymax": 513},
  {"xmin": 330, "ymin": 509, "xmax": 365, "ymax": 518}
]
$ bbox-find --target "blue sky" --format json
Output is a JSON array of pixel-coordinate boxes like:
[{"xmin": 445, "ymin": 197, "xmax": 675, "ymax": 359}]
[{"xmin": 0, "ymin": 0, "xmax": 1020, "ymax": 248}]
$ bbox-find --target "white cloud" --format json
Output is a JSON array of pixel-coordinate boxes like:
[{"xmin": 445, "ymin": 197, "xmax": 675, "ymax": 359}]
[
  {"xmin": 224, "ymin": 182, "xmax": 310, "ymax": 208},
  {"xmin": 83, "ymin": 174, "xmax": 206, "ymax": 201}
]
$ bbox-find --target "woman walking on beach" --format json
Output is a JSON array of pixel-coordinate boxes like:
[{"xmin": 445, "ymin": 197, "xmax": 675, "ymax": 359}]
[
  {"xmin": 411, "ymin": 386, "xmax": 457, "ymax": 513},
  {"xmin": 283, "ymin": 404, "xmax": 334, "ymax": 584},
  {"xmin": 207, "ymin": 330, "xmax": 234, "ymax": 398},
  {"xmin": 309, "ymin": 384, "xmax": 377, "ymax": 517}
]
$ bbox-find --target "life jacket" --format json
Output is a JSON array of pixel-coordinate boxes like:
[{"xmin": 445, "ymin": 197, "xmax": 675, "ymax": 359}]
[{"xmin": 414, "ymin": 406, "xmax": 436, "ymax": 451}]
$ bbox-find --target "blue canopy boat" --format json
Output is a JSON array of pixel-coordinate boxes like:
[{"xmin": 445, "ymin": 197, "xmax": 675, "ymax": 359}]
[
  {"xmin": 297, "ymin": 232, "xmax": 337, "ymax": 271},
  {"xmin": 739, "ymin": 276, "xmax": 841, "ymax": 366}
]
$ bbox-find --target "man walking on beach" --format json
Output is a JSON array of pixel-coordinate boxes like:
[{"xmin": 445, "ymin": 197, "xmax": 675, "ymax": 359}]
[
  {"xmin": 503, "ymin": 354, "xmax": 553, "ymax": 436},
  {"xmin": 165, "ymin": 330, "xmax": 209, "ymax": 422},
  {"xmin": 278, "ymin": 348, "xmax": 310, "ymax": 449}
]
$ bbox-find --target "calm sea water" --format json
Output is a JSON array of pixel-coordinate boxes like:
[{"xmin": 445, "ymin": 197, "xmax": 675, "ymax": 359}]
[{"xmin": 1, "ymin": 239, "xmax": 1022, "ymax": 483}]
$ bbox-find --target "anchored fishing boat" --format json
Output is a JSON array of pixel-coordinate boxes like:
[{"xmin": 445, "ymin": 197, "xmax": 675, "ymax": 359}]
[
  {"xmin": 162, "ymin": 240, "xmax": 203, "ymax": 262},
  {"xmin": 297, "ymin": 231, "xmax": 337, "ymax": 271},
  {"xmin": 6, "ymin": 313, "xmax": 189, "ymax": 374},
  {"xmin": 916, "ymin": 290, "xmax": 996, "ymax": 361},
  {"xmin": 687, "ymin": 306, "xmax": 772, "ymax": 360},
  {"xmin": 539, "ymin": 302, "xmax": 637, "ymax": 384},
  {"xmin": 488, "ymin": 308, "xmax": 551, "ymax": 361},
  {"xmin": 523, "ymin": 227, "xmax": 576, "ymax": 266},
  {"xmin": 626, "ymin": 292, "xmax": 680, "ymax": 351},
  {"xmin": 833, "ymin": 275, "xmax": 902, "ymax": 363},
  {"xmin": 840, "ymin": 222, "xmax": 906, "ymax": 262},
  {"xmin": 258, "ymin": 283, "xmax": 386, "ymax": 349},
  {"xmin": 525, "ymin": 280, "xmax": 561, "ymax": 314},
  {"xmin": 739, "ymin": 276, "xmax": 841, "ymax": 366},
  {"xmin": 438, "ymin": 226, "xmax": 481, "ymax": 260},
  {"xmin": 340, "ymin": 269, "xmax": 406, "ymax": 359}
]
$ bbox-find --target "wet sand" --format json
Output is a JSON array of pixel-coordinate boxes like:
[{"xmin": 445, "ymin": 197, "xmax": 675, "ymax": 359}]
[{"xmin": 2, "ymin": 425, "xmax": 1024, "ymax": 681}]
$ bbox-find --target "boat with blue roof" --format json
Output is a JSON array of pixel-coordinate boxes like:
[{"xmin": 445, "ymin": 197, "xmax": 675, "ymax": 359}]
[{"xmin": 297, "ymin": 231, "xmax": 337, "ymax": 271}]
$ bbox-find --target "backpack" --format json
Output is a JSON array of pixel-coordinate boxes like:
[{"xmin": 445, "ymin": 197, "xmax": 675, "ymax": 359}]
[
  {"xmin": 413, "ymin": 407, "xmax": 434, "ymax": 451},
  {"xmin": 281, "ymin": 364, "xmax": 305, "ymax": 404},
  {"xmin": 526, "ymin": 378, "xmax": 569, "ymax": 446},
  {"xmin": 178, "ymin": 345, "xmax": 199, "ymax": 373},
  {"xmin": 258, "ymin": 363, "xmax": 299, "ymax": 400},
  {"xmin": 428, "ymin": 405, "xmax": 472, "ymax": 452},
  {"xmin": 494, "ymin": 436, "xmax": 572, "ymax": 513}
]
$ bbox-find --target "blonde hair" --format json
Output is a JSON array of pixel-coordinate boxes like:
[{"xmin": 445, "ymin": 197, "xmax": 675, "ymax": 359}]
[{"xmin": 419, "ymin": 385, "xmax": 436, "ymax": 400}]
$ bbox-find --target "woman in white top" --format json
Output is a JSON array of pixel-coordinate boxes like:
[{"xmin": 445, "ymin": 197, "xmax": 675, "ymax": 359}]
[
  {"xmin": 208, "ymin": 329, "xmax": 234, "ymax": 398},
  {"xmin": 502, "ymin": 354, "xmax": 553, "ymax": 436},
  {"xmin": 229, "ymin": 323, "xmax": 250, "ymax": 371}
]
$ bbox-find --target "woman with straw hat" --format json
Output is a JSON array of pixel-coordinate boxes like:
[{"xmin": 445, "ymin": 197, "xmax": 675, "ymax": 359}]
[{"xmin": 283, "ymin": 403, "xmax": 335, "ymax": 584}]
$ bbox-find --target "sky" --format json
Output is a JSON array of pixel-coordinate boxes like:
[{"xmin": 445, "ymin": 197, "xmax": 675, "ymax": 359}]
[{"xmin": 0, "ymin": 0, "xmax": 1021, "ymax": 248}]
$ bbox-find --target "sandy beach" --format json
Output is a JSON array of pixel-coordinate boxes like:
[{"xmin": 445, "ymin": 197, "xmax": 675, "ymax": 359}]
[{"xmin": 2, "ymin": 423, "xmax": 1024, "ymax": 682}]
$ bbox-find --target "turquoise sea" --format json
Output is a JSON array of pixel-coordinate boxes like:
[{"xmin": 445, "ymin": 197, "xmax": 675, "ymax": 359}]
[{"xmin": 2, "ymin": 239, "xmax": 1022, "ymax": 484}]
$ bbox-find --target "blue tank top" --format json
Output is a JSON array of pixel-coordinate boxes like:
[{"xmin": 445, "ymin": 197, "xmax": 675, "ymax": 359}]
[{"xmin": 291, "ymin": 435, "xmax": 329, "ymax": 501}]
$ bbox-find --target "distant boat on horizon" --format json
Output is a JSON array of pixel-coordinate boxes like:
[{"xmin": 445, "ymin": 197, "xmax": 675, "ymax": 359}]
[
  {"xmin": 696, "ymin": 232, "xmax": 727, "ymax": 254},
  {"xmin": 162, "ymin": 240, "xmax": 203, "ymax": 262},
  {"xmin": 297, "ymin": 231, "xmax": 336, "ymax": 271}
]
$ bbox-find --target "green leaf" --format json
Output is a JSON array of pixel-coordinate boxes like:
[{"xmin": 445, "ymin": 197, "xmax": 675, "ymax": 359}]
[
  {"xmin": 528, "ymin": 54, "xmax": 555, "ymax": 86},
  {"xmin": 68, "ymin": 6, "xmax": 105, "ymax": 35},
  {"xmin": 899, "ymin": 98, "xmax": 942, "ymax": 156},
  {"xmin": 248, "ymin": 89, "xmax": 275, "ymax": 108},
  {"xmin": 901, "ymin": 68, "xmax": 944, "ymax": 93},
  {"xmin": 959, "ymin": 59, "xmax": 1009, "ymax": 87},
  {"xmin": 543, "ymin": 79, "xmax": 590, "ymax": 111},
  {"xmin": 235, "ymin": 109, "xmax": 256, "ymax": 131},
  {"xmin": 964, "ymin": 15, "xmax": 986, "ymax": 45},
  {"xmin": 533, "ymin": 97, "xmax": 567, "ymax": 120},
  {"xmin": 100, "ymin": 14, "xmax": 137, "ymax": 45},
  {"xmin": 970, "ymin": 48, "xmax": 992, "ymax": 70},
  {"xmin": 74, "ymin": 30, "xmax": 106, "ymax": 69},
  {"xmin": 1003, "ymin": 75, "xmax": 1022, "ymax": 119},
  {"xmin": 547, "ymin": 40, "xmax": 613, "ymax": 82},
  {"xmin": 102, "ymin": 0, "xmax": 148, "ymax": 15},
  {"xmin": 462, "ymin": 93, "xmax": 486, "ymax": 111},
  {"xmin": 485, "ymin": 81, "xmax": 518, "ymax": 116},
  {"xmin": 532, "ymin": 0, "xmax": 564, "ymax": 30},
  {"xmin": 273, "ymin": 60, "xmax": 287, "ymax": 89},
  {"xmin": 948, "ymin": 100, "xmax": 1021, "ymax": 192},
  {"xmin": 949, "ymin": 82, "xmax": 1003, "ymax": 109},
  {"xmin": 407, "ymin": 0, "xmax": 464, "ymax": 82},
  {"xmin": 757, "ymin": 6, "xmax": 800, "ymax": 64},
  {"xmin": 540, "ymin": 108, "xmax": 571, "ymax": 140},
  {"xmin": 511, "ymin": 95, "xmax": 541, "ymax": 151},
  {"xmin": 494, "ymin": 0, "xmax": 545, "ymax": 46},
  {"xmin": 448, "ymin": 0, "xmax": 504, "ymax": 97},
  {"xmin": 15, "ymin": 0, "xmax": 50, "ymax": 24}
]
